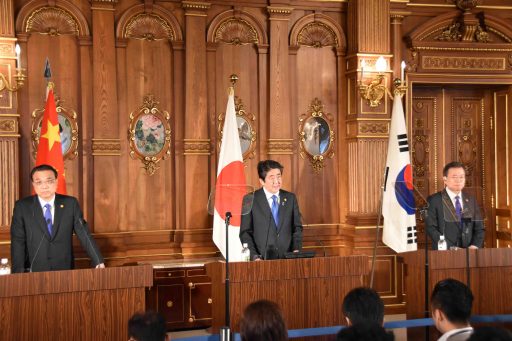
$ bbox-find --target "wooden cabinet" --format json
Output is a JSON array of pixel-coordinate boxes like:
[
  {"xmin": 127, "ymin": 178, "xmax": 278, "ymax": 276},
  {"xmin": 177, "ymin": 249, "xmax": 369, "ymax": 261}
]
[{"xmin": 147, "ymin": 265, "xmax": 212, "ymax": 330}]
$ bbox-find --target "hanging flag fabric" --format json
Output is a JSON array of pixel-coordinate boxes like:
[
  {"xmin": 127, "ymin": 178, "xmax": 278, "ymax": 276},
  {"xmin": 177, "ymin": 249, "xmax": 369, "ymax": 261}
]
[
  {"xmin": 212, "ymin": 87, "xmax": 247, "ymax": 262},
  {"xmin": 382, "ymin": 95, "xmax": 417, "ymax": 253},
  {"xmin": 35, "ymin": 83, "xmax": 67, "ymax": 194}
]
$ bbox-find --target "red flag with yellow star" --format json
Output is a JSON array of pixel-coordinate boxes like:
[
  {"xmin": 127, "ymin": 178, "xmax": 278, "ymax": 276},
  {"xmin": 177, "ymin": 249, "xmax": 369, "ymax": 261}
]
[{"xmin": 35, "ymin": 84, "xmax": 67, "ymax": 194}]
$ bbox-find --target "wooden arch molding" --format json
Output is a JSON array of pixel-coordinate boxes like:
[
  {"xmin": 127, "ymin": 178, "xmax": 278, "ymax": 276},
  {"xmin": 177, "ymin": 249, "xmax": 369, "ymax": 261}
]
[
  {"xmin": 289, "ymin": 13, "xmax": 346, "ymax": 54},
  {"xmin": 407, "ymin": 10, "xmax": 512, "ymax": 44},
  {"xmin": 116, "ymin": 4, "xmax": 183, "ymax": 42},
  {"xmin": 16, "ymin": 0, "xmax": 90, "ymax": 36},
  {"xmin": 207, "ymin": 9, "xmax": 268, "ymax": 46}
]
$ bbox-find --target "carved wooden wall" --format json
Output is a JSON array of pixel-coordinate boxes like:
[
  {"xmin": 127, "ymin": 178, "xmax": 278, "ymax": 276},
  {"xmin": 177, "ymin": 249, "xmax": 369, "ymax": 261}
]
[{"xmin": 1, "ymin": 0, "xmax": 512, "ymax": 314}]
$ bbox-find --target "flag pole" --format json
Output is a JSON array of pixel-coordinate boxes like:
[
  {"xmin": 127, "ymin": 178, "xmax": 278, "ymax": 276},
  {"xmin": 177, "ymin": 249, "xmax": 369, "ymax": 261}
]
[
  {"xmin": 220, "ymin": 74, "xmax": 239, "ymax": 341},
  {"xmin": 369, "ymin": 167, "xmax": 388, "ymax": 288}
]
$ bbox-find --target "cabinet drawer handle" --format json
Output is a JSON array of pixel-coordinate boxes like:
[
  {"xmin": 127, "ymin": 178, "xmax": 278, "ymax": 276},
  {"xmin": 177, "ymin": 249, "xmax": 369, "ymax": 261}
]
[
  {"xmin": 167, "ymin": 300, "xmax": 173, "ymax": 308},
  {"xmin": 208, "ymin": 298, "xmax": 212, "ymax": 304}
]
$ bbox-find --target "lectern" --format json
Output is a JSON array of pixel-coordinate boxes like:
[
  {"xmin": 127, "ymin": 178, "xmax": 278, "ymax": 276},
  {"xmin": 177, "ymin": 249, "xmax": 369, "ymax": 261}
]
[
  {"xmin": 206, "ymin": 255, "xmax": 369, "ymax": 332},
  {"xmin": 0, "ymin": 265, "xmax": 153, "ymax": 341},
  {"xmin": 402, "ymin": 248, "xmax": 512, "ymax": 339}
]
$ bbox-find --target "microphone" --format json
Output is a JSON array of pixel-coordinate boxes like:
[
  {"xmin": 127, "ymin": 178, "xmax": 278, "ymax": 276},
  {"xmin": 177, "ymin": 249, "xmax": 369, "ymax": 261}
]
[
  {"xmin": 29, "ymin": 233, "xmax": 46, "ymax": 273},
  {"xmin": 77, "ymin": 217, "xmax": 103, "ymax": 266}
]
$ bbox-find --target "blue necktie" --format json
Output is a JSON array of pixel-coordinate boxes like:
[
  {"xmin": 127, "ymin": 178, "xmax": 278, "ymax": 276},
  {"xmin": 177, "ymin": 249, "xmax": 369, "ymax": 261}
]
[
  {"xmin": 271, "ymin": 195, "xmax": 279, "ymax": 228},
  {"xmin": 455, "ymin": 195, "xmax": 462, "ymax": 222},
  {"xmin": 44, "ymin": 203, "xmax": 53, "ymax": 235}
]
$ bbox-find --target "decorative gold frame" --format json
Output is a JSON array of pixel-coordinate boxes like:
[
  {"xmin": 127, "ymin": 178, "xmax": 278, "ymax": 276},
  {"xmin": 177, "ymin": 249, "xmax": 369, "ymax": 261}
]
[
  {"xmin": 217, "ymin": 95, "xmax": 257, "ymax": 160},
  {"xmin": 31, "ymin": 97, "xmax": 79, "ymax": 160},
  {"xmin": 298, "ymin": 98, "xmax": 335, "ymax": 173},
  {"xmin": 128, "ymin": 95, "xmax": 172, "ymax": 175}
]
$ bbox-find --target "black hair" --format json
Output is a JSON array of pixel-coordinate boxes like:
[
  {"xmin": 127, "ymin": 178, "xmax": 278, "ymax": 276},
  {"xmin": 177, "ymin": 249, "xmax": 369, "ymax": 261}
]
[
  {"xmin": 336, "ymin": 322, "xmax": 394, "ymax": 341},
  {"xmin": 128, "ymin": 311, "xmax": 167, "ymax": 341},
  {"xmin": 443, "ymin": 161, "xmax": 466, "ymax": 177},
  {"xmin": 431, "ymin": 278, "xmax": 473, "ymax": 325},
  {"xmin": 342, "ymin": 287, "xmax": 384, "ymax": 326},
  {"xmin": 257, "ymin": 160, "xmax": 284, "ymax": 181},
  {"xmin": 30, "ymin": 164, "xmax": 58, "ymax": 181}
]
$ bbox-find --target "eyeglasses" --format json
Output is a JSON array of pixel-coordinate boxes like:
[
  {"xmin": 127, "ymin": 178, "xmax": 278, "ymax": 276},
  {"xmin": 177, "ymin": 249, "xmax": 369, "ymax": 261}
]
[{"xmin": 33, "ymin": 179, "xmax": 56, "ymax": 187}]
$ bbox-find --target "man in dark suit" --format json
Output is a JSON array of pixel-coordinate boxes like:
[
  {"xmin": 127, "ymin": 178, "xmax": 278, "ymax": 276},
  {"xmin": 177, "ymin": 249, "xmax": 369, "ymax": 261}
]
[
  {"xmin": 426, "ymin": 161, "xmax": 485, "ymax": 250},
  {"xmin": 240, "ymin": 160, "xmax": 302, "ymax": 260},
  {"xmin": 10, "ymin": 164, "xmax": 104, "ymax": 273}
]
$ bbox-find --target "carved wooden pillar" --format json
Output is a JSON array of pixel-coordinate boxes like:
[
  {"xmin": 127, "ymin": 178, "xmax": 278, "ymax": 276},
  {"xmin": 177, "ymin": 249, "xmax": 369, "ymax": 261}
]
[
  {"xmin": 346, "ymin": 0, "xmax": 391, "ymax": 225},
  {"xmin": 0, "ymin": 0, "xmax": 19, "ymax": 234},
  {"xmin": 90, "ymin": 0, "xmax": 120, "ymax": 231},
  {"xmin": 267, "ymin": 6, "xmax": 294, "ymax": 188},
  {"xmin": 182, "ymin": 1, "xmax": 211, "ymax": 231},
  {"xmin": 391, "ymin": 14, "xmax": 405, "ymax": 80},
  {"xmin": 77, "ymin": 36, "xmax": 93, "ymax": 220}
]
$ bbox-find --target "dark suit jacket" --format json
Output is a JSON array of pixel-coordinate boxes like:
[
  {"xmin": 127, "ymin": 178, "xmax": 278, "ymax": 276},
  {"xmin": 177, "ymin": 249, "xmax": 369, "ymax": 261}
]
[
  {"xmin": 10, "ymin": 194, "xmax": 104, "ymax": 273},
  {"xmin": 239, "ymin": 188, "xmax": 302, "ymax": 260},
  {"xmin": 426, "ymin": 189, "xmax": 485, "ymax": 250}
]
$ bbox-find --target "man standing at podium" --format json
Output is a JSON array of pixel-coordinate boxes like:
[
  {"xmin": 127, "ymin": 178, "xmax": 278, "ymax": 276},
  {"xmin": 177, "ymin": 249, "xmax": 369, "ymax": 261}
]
[
  {"xmin": 240, "ymin": 160, "xmax": 303, "ymax": 260},
  {"xmin": 426, "ymin": 161, "xmax": 485, "ymax": 250},
  {"xmin": 10, "ymin": 164, "xmax": 105, "ymax": 273}
]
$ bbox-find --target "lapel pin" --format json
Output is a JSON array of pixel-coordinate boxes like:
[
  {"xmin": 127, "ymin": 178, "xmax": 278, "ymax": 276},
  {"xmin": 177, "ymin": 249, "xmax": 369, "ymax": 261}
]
[{"xmin": 60, "ymin": 205, "xmax": 64, "ymax": 208}]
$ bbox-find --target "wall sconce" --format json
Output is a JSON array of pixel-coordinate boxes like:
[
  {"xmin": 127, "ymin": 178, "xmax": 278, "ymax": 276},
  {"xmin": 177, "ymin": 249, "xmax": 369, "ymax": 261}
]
[
  {"xmin": 0, "ymin": 44, "xmax": 27, "ymax": 92},
  {"xmin": 358, "ymin": 57, "xmax": 407, "ymax": 107}
]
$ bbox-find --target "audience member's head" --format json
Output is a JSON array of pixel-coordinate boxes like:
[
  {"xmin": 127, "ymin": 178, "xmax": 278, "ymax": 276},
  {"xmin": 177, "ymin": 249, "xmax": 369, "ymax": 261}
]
[
  {"xmin": 128, "ymin": 311, "xmax": 168, "ymax": 341},
  {"xmin": 431, "ymin": 278, "xmax": 473, "ymax": 334},
  {"xmin": 342, "ymin": 287, "xmax": 384, "ymax": 326},
  {"xmin": 239, "ymin": 300, "xmax": 287, "ymax": 341},
  {"xmin": 336, "ymin": 323, "xmax": 394, "ymax": 341},
  {"xmin": 468, "ymin": 326, "xmax": 512, "ymax": 341}
]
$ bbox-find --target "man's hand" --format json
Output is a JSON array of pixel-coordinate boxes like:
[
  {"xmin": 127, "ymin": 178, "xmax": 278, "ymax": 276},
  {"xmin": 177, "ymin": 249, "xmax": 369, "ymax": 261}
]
[
  {"xmin": 96, "ymin": 263, "xmax": 105, "ymax": 268},
  {"xmin": 468, "ymin": 245, "xmax": 479, "ymax": 249}
]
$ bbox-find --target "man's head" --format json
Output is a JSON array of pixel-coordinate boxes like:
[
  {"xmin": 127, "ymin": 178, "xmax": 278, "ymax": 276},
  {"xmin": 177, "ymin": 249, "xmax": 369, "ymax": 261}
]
[
  {"xmin": 31, "ymin": 164, "xmax": 58, "ymax": 202},
  {"xmin": 443, "ymin": 161, "xmax": 466, "ymax": 194},
  {"xmin": 431, "ymin": 278, "xmax": 473, "ymax": 334},
  {"xmin": 239, "ymin": 300, "xmax": 287, "ymax": 341},
  {"xmin": 128, "ymin": 311, "xmax": 168, "ymax": 341},
  {"xmin": 336, "ymin": 323, "xmax": 394, "ymax": 341},
  {"xmin": 342, "ymin": 287, "xmax": 384, "ymax": 326},
  {"xmin": 257, "ymin": 160, "xmax": 284, "ymax": 194}
]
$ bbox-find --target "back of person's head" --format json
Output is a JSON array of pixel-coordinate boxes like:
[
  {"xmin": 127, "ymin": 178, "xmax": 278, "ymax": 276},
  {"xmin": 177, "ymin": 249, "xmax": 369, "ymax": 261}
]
[
  {"xmin": 342, "ymin": 287, "xmax": 384, "ymax": 326},
  {"xmin": 128, "ymin": 311, "xmax": 167, "ymax": 341},
  {"xmin": 257, "ymin": 160, "xmax": 284, "ymax": 181},
  {"xmin": 239, "ymin": 300, "xmax": 287, "ymax": 341},
  {"xmin": 468, "ymin": 326, "xmax": 512, "ymax": 341},
  {"xmin": 431, "ymin": 278, "xmax": 473, "ymax": 325},
  {"xmin": 336, "ymin": 323, "xmax": 394, "ymax": 341}
]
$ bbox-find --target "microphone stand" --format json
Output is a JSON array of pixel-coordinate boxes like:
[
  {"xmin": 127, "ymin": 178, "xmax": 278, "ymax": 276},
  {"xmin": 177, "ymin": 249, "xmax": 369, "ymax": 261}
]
[
  {"xmin": 220, "ymin": 212, "xmax": 232, "ymax": 341},
  {"xmin": 418, "ymin": 206, "xmax": 429, "ymax": 341}
]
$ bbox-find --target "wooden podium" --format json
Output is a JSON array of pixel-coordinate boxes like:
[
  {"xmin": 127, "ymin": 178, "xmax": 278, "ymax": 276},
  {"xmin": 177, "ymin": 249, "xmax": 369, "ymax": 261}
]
[
  {"xmin": 402, "ymin": 248, "xmax": 512, "ymax": 339},
  {"xmin": 0, "ymin": 265, "xmax": 153, "ymax": 341},
  {"xmin": 205, "ymin": 255, "xmax": 369, "ymax": 333}
]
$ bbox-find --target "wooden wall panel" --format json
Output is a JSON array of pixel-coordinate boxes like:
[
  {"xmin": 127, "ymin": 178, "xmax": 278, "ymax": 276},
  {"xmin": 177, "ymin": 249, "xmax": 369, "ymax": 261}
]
[
  {"xmin": 295, "ymin": 47, "xmax": 338, "ymax": 224},
  {"xmin": 213, "ymin": 43, "xmax": 260, "ymax": 185},
  {"xmin": 120, "ymin": 39, "xmax": 175, "ymax": 231}
]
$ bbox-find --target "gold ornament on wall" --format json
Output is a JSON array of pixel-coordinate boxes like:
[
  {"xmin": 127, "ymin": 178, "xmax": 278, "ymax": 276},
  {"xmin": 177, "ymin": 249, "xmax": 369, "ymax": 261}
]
[
  {"xmin": 298, "ymin": 98, "xmax": 335, "ymax": 173},
  {"xmin": 128, "ymin": 95, "xmax": 172, "ymax": 175},
  {"xmin": 31, "ymin": 96, "xmax": 79, "ymax": 160}
]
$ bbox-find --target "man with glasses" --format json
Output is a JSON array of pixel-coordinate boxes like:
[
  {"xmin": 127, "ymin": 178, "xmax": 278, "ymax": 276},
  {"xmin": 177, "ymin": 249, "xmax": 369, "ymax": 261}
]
[
  {"xmin": 10, "ymin": 164, "xmax": 104, "ymax": 273},
  {"xmin": 240, "ymin": 160, "xmax": 303, "ymax": 260},
  {"xmin": 426, "ymin": 161, "xmax": 485, "ymax": 250}
]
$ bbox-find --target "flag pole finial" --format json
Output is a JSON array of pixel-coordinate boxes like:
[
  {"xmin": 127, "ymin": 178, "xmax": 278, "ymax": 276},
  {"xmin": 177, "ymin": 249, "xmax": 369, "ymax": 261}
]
[{"xmin": 230, "ymin": 74, "xmax": 238, "ymax": 87}]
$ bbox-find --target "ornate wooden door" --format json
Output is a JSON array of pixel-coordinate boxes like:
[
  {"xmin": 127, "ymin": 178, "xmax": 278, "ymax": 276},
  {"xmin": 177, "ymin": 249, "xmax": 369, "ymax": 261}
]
[{"xmin": 410, "ymin": 85, "xmax": 495, "ymax": 248}]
